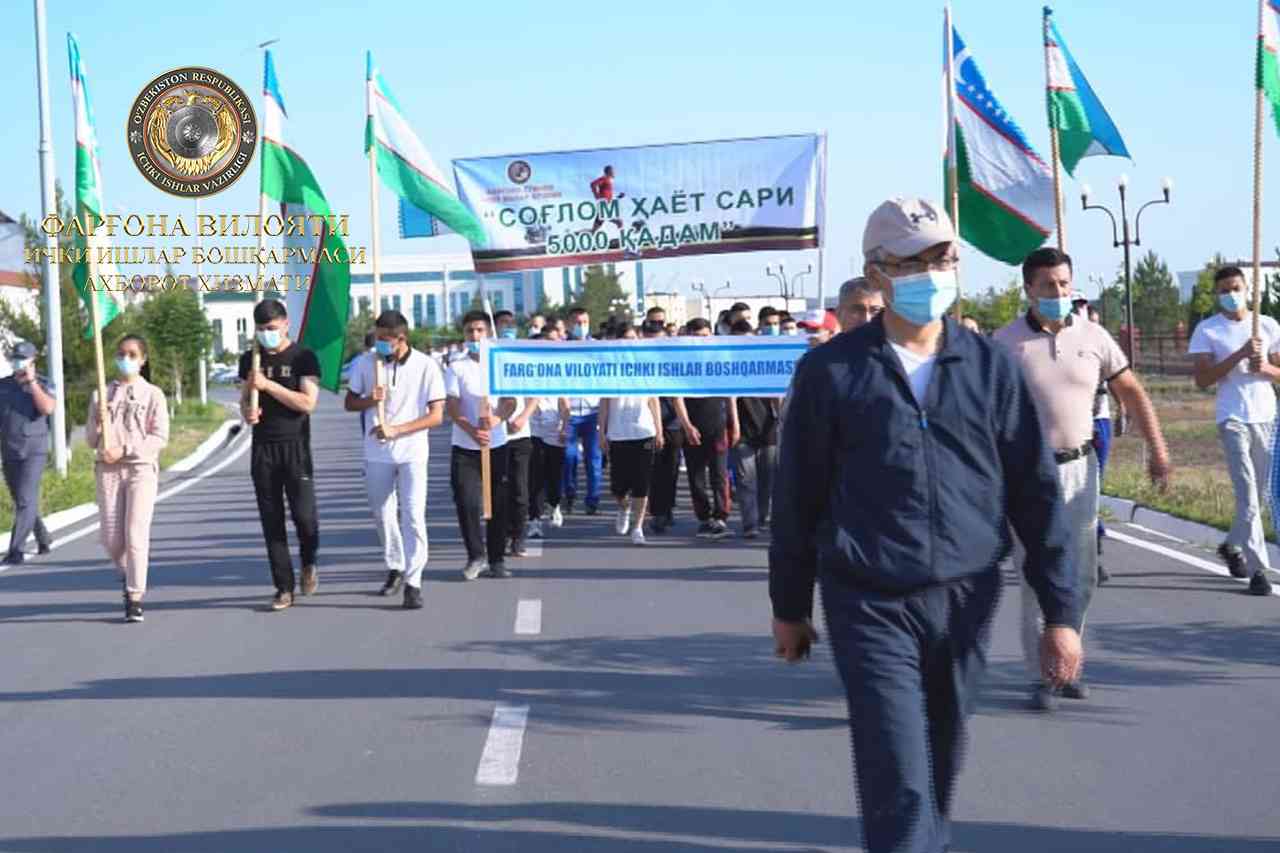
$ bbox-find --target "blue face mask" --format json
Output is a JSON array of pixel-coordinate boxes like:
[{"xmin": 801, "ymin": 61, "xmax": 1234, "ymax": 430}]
[
  {"xmin": 115, "ymin": 356, "xmax": 140, "ymax": 377},
  {"xmin": 570, "ymin": 324, "xmax": 588, "ymax": 340},
  {"xmin": 256, "ymin": 329, "xmax": 282, "ymax": 350},
  {"xmin": 466, "ymin": 340, "xmax": 481, "ymax": 355},
  {"xmin": 1220, "ymin": 291, "xmax": 1247, "ymax": 313},
  {"xmin": 761, "ymin": 325, "xmax": 781, "ymax": 337},
  {"xmin": 783, "ymin": 328, "xmax": 798, "ymax": 336},
  {"xmin": 375, "ymin": 340, "xmax": 395, "ymax": 358},
  {"xmin": 499, "ymin": 328, "xmax": 518, "ymax": 340},
  {"xmin": 888, "ymin": 270, "xmax": 959, "ymax": 326},
  {"xmin": 1037, "ymin": 296, "xmax": 1074, "ymax": 322}
]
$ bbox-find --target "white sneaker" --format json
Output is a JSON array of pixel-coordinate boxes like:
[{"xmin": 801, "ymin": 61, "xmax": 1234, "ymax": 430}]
[
  {"xmin": 615, "ymin": 507, "xmax": 632, "ymax": 535},
  {"xmin": 631, "ymin": 526, "xmax": 647, "ymax": 546},
  {"xmin": 550, "ymin": 506, "xmax": 564, "ymax": 528}
]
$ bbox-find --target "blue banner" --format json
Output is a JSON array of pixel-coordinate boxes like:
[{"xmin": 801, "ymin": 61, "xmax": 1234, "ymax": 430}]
[{"xmin": 483, "ymin": 337, "xmax": 809, "ymax": 398}]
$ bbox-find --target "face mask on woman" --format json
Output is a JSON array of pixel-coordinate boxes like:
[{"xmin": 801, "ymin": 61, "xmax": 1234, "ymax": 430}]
[{"xmin": 115, "ymin": 356, "xmax": 141, "ymax": 377}]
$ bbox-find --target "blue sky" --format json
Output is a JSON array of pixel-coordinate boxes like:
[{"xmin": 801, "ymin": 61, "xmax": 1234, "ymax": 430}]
[{"xmin": 0, "ymin": 0, "xmax": 1267, "ymax": 305}]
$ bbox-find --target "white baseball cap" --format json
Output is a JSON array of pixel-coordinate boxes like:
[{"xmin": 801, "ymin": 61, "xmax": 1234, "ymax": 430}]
[{"xmin": 863, "ymin": 198, "xmax": 956, "ymax": 260}]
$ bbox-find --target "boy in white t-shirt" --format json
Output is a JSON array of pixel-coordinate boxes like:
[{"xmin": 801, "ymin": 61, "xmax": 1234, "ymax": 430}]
[
  {"xmin": 1188, "ymin": 266, "xmax": 1280, "ymax": 596},
  {"xmin": 345, "ymin": 311, "xmax": 447, "ymax": 609}
]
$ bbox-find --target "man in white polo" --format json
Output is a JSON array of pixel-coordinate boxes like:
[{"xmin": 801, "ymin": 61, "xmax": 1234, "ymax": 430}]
[
  {"xmin": 994, "ymin": 247, "xmax": 1170, "ymax": 711},
  {"xmin": 345, "ymin": 310, "xmax": 446, "ymax": 609}
]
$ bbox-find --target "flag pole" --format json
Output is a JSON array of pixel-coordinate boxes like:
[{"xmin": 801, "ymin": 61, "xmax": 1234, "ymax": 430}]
[
  {"xmin": 480, "ymin": 288, "xmax": 494, "ymax": 521},
  {"xmin": 945, "ymin": 2, "xmax": 963, "ymax": 319},
  {"xmin": 1253, "ymin": 0, "xmax": 1267, "ymax": 335},
  {"xmin": 248, "ymin": 49, "xmax": 269, "ymax": 416},
  {"xmin": 195, "ymin": 196, "xmax": 207, "ymax": 406},
  {"xmin": 367, "ymin": 61, "xmax": 387, "ymax": 428},
  {"xmin": 1044, "ymin": 7, "xmax": 1067, "ymax": 252},
  {"xmin": 33, "ymin": 0, "xmax": 67, "ymax": 476},
  {"xmin": 85, "ymin": 234, "xmax": 109, "ymax": 450}
]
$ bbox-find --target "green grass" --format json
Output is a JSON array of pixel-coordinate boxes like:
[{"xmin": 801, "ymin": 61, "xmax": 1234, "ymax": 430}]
[
  {"xmin": 0, "ymin": 401, "xmax": 232, "ymax": 534},
  {"xmin": 1103, "ymin": 372, "xmax": 1276, "ymax": 540}
]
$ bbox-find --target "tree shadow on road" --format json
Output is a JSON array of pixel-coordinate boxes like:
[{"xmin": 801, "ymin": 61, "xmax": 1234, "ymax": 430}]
[{"xmin": 0, "ymin": 802, "xmax": 1274, "ymax": 852}]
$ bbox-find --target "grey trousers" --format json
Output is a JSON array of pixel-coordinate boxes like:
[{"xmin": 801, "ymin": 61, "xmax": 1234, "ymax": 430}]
[
  {"xmin": 1019, "ymin": 453, "xmax": 1098, "ymax": 682},
  {"xmin": 732, "ymin": 443, "xmax": 776, "ymax": 533},
  {"xmin": 3, "ymin": 455, "xmax": 50, "ymax": 558},
  {"xmin": 1219, "ymin": 419, "xmax": 1273, "ymax": 575}
]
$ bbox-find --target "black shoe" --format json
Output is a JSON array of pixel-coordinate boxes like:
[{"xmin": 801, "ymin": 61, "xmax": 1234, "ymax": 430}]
[
  {"xmin": 380, "ymin": 570, "xmax": 404, "ymax": 596},
  {"xmin": 125, "ymin": 598, "xmax": 144, "ymax": 623},
  {"xmin": 486, "ymin": 563, "xmax": 513, "ymax": 579},
  {"xmin": 1219, "ymin": 543, "xmax": 1249, "ymax": 579},
  {"xmin": 1097, "ymin": 565, "xmax": 1111, "ymax": 586},
  {"xmin": 403, "ymin": 585, "xmax": 424, "ymax": 609},
  {"xmin": 1, "ymin": 552, "xmax": 24, "ymax": 567},
  {"xmin": 585, "ymin": 504, "xmax": 598, "ymax": 516},
  {"xmin": 1030, "ymin": 683, "xmax": 1057, "ymax": 712},
  {"xmin": 1059, "ymin": 681, "xmax": 1090, "ymax": 700},
  {"xmin": 650, "ymin": 517, "xmax": 668, "ymax": 534},
  {"xmin": 565, "ymin": 498, "xmax": 576, "ymax": 514},
  {"xmin": 696, "ymin": 522, "xmax": 715, "ymax": 538},
  {"xmin": 37, "ymin": 544, "xmax": 51, "ymax": 556},
  {"xmin": 1248, "ymin": 571, "xmax": 1273, "ymax": 596},
  {"xmin": 708, "ymin": 520, "xmax": 731, "ymax": 540}
]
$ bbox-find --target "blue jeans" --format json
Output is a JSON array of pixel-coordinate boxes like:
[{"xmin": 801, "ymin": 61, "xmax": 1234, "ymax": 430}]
[
  {"xmin": 821, "ymin": 569, "xmax": 1000, "ymax": 853},
  {"xmin": 1093, "ymin": 417, "xmax": 1111, "ymax": 537},
  {"xmin": 562, "ymin": 412, "xmax": 601, "ymax": 508}
]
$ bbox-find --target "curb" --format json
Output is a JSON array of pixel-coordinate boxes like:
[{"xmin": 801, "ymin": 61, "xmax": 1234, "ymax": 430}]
[
  {"xmin": 1102, "ymin": 493, "xmax": 1280, "ymax": 566},
  {"xmin": 1, "ymin": 415, "xmax": 244, "ymax": 555}
]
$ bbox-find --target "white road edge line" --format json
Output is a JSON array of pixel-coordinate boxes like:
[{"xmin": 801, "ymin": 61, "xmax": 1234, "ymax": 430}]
[
  {"xmin": 27, "ymin": 433, "xmax": 253, "ymax": 558},
  {"xmin": 515, "ymin": 599, "xmax": 542, "ymax": 635},
  {"xmin": 475, "ymin": 703, "xmax": 530, "ymax": 786},
  {"xmin": 1108, "ymin": 529, "xmax": 1280, "ymax": 597},
  {"xmin": 1122, "ymin": 522, "xmax": 1186, "ymax": 544}
]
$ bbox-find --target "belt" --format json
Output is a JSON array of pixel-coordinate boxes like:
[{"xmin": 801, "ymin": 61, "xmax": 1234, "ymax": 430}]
[{"xmin": 1054, "ymin": 441, "xmax": 1093, "ymax": 465}]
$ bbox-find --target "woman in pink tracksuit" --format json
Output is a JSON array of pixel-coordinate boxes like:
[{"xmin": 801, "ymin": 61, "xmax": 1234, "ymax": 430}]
[{"xmin": 86, "ymin": 335, "xmax": 169, "ymax": 623}]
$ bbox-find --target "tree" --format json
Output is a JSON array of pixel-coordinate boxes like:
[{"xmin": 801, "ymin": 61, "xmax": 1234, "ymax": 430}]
[
  {"xmin": 344, "ymin": 307, "xmax": 373, "ymax": 363},
  {"xmin": 570, "ymin": 264, "xmax": 627, "ymax": 329},
  {"xmin": 139, "ymin": 285, "xmax": 211, "ymax": 407},
  {"xmin": 1106, "ymin": 251, "xmax": 1181, "ymax": 336},
  {"xmin": 958, "ymin": 279, "xmax": 1023, "ymax": 332},
  {"xmin": 1186, "ymin": 253, "xmax": 1228, "ymax": 332}
]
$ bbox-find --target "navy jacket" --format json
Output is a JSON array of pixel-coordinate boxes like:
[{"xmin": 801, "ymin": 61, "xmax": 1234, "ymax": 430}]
[{"xmin": 769, "ymin": 315, "xmax": 1080, "ymax": 628}]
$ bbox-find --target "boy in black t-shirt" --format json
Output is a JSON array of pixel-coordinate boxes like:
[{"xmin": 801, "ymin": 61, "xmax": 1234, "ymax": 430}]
[
  {"xmin": 239, "ymin": 299, "xmax": 321, "ymax": 611},
  {"xmin": 672, "ymin": 318, "xmax": 739, "ymax": 540}
]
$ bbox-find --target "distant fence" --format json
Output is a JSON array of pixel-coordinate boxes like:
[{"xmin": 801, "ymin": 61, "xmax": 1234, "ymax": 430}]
[{"xmin": 1128, "ymin": 333, "xmax": 1196, "ymax": 376}]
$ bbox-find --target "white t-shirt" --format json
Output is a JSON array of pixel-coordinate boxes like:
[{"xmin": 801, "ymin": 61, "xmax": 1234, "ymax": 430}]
[
  {"xmin": 1188, "ymin": 312, "xmax": 1280, "ymax": 424},
  {"xmin": 530, "ymin": 398, "xmax": 566, "ymax": 447},
  {"xmin": 506, "ymin": 397, "xmax": 532, "ymax": 441},
  {"xmin": 605, "ymin": 397, "xmax": 657, "ymax": 441},
  {"xmin": 889, "ymin": 342, "xmax": 937, "ymax": 407},
  {"xmin": 348, "ymin": 349, "xmax": 446, "ymax": 464},
  {"xmin": 445, "ymin": 356, "xmax": 508, "ymax": 450}
]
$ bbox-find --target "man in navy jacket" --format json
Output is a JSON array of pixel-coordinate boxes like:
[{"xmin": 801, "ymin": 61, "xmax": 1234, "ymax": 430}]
[{"xmin": 769, "ymin": 198, "xmax": 1082, "ymax": 853}]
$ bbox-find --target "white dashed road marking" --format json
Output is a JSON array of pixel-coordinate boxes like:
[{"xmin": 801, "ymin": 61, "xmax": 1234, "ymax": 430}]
[
  {"xmin": 514, "ymin": 599, "xmax": 542, "ymax": 635},
  {"xmin": 475, "ymin": 703, "xmax": 530, "ymax": 786}
]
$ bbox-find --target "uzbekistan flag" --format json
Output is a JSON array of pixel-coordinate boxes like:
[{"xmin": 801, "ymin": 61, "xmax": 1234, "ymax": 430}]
[
  {"xmin": 364, "ymin": 53, "xmax": 485, "ymax": 246},
  {"xmin": 946, "ymin": 26, "xmax": 1055, "ymax": 265},
  {"xmin": 1045, "ymin": 8, "xmax": 1131, "ymax": 176},
  {"xmin": 1259, "ymin": 0, "xmax": 1280, "ymax": 137},
  {"xmin": 261, "ymin": 50, "xmax": 351, "ymax": 393},
  {"xmin": 67, "ymin": 33, "xmax": 122, "ymax": 337}
]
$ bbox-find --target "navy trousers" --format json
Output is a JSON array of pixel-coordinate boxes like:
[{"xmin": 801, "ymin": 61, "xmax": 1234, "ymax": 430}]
[
  {"xmin": 3, "ymin": 455, "xmax": 50, "ymax": 560},
  {"xmin": 820, "ymin": 569, "xmax": 1001, "ymax": 853}
]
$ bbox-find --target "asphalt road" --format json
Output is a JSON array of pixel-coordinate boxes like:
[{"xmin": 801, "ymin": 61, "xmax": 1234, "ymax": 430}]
[{"xmin": 1, "ymin": 392, "xmax": 1278, "ymax": 852}]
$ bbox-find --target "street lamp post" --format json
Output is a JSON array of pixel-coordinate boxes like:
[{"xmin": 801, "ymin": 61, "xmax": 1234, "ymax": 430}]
[
  {"xmin": 765, "ymin": 264, "xmax": 787, "ymax": 300},
  {"xmin": 691, "ymin": 279, "xmax": 708, "ymax": 319},
  {"xmin": 1081, "ymin": 175, "xmax": 1173, "ymax": 366},
  {"xmin": 791, "ymin": 264, "xmax": 814, "ymax": 300}
]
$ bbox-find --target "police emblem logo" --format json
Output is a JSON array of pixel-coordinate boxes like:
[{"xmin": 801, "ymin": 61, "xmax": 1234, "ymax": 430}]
[
  {"xmin": 507, "ymin": 160, "xmax": 532, "ymax": 184},
  {"xmin": 127, "ymin": 67, "xmax": 257, "ymax": 197}
]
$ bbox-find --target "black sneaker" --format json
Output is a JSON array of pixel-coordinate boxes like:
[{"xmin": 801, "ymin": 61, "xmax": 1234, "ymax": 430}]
[
  {"xmin": 1060, "ymin": 681, "xmax": 1090, "ymax": 700},
  {"xmin": 585, "ymin": 504, "xmax": 599, "ymax": 516},
  {"xmin": 696, "ymin": 522, "xmax": 715, "ymax": 538},
  {"xmin": 1097, "ymin": 564, "xmax": 1111, "ymax": 587},
  {"xmin": 380, "ymin": 570, "xmax": 404, "ymax": 596},
  {"xmin": 1219, "ymin": 543, "xmax": 1249, "ymax": 579},
  {"xmin": 1248, "ymin": 571, "xmax": 1273, "ymax": 596},
  {"xmin": 403, "ymin": 585, "xmax": 424, "ymax": 609},
  {"xmin": 486, "ymin": 563, "xmax": 513, "ymax": 579},
  {"xmin": 125, "ymin": 598, "xmax": 144, "ymax": 623},
  {"xmin": 1030, "ymin": 683, "xmax": 1057, "ymax": 712},
  {"xmin": 37, "ymin": 543, "xmax": 51, "ymax": 556},
  {"xmin": 1, "ymin": 551, "xmax": 24, "ymax": 567},
  {"xmin": 708, "ymin": 520, "xmax": 731, "ymax": 540}
]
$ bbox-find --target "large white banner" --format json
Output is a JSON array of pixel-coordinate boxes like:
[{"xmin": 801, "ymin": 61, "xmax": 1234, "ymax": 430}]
[
  {"xmin": 482, "ymin": 337, "xmax": 809, "ymax": 398},
  {"xmin": 453, "ymin": 134, "xmax": 825, "ymax": 273}
]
